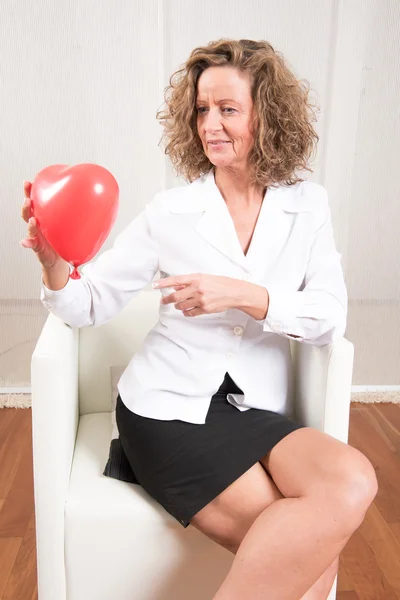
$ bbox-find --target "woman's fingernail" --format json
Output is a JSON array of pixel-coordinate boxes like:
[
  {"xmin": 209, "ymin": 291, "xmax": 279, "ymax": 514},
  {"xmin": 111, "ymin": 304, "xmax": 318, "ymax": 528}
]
[{"xmin": 152, "ymin": 282, "xmax": 160, "ymax": 288}]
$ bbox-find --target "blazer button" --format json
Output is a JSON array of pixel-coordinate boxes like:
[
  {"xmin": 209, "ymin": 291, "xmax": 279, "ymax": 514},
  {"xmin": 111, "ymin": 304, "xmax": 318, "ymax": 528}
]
[
  {"xmin": 233, "ymin": 326, "xmax": 244, "ymax": 336},
  {"xmin": 272, "ymin": 322, "xmax": 283, "ymax": 333}
]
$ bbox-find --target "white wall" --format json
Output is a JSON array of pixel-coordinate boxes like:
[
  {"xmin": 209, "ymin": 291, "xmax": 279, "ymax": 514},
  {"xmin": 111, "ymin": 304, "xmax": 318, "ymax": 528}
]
[{"xmin": 1, "ymin": 0, "xmax": 398, "ymax": 386}]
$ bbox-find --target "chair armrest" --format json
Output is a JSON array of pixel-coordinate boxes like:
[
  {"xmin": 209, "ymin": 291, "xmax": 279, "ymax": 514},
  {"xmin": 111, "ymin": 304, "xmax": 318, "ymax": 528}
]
[
  {"xmin": 290, "ymin": 337, "xmax": 354, "ymax": 444},
  {"xmin": 31, "ymin": 312, "xmax": 79, "ymax": 600}
]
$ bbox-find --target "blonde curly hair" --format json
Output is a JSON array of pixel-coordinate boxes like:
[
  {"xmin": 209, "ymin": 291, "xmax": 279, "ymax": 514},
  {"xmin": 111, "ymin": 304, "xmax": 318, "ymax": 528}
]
[{"xmin": 156, "ymin": 38, "xmax": 320, "ymax": 189}]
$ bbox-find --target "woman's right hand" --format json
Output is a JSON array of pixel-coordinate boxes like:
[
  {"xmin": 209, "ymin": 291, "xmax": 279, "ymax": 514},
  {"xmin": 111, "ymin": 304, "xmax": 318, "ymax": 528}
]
[{"xmin": 20, "ymin": 181, "xmax": 63, "ymax": 269}]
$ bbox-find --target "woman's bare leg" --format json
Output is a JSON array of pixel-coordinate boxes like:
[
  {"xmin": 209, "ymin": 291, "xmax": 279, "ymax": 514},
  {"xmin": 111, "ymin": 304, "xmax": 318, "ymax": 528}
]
[
  {"xmin": 212, "ymin": 494, "xmax": 362, "ymax": 600},
  {"xmin": 226, "ymin": 540, "xmax": 340, "ymax": 600},
  {"xmin": 190, "ymin": 459, "xmax": 340, "ymax": 600},
  {"xmin": 299, "ymin": 556, "xmax": 339, "ymax": 600}
]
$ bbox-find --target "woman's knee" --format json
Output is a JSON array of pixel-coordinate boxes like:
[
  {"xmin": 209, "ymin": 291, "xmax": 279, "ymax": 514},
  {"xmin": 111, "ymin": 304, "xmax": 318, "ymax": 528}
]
[{"xmin": 327, "ymin": 449, "xmax": 378, "ymax": 529}]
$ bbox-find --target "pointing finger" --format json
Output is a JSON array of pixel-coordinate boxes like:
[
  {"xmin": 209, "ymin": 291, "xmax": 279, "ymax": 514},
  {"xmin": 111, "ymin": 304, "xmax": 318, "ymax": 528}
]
[{"xmin": 152, "ymin": 275, "xmax": 193, "ymax": 289}]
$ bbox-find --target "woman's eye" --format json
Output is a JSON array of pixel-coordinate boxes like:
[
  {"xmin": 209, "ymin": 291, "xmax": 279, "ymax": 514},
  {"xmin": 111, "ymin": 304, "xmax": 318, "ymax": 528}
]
[{"xmin": 196, "ymin": 107, "xmax": 235, "ymax": 114}]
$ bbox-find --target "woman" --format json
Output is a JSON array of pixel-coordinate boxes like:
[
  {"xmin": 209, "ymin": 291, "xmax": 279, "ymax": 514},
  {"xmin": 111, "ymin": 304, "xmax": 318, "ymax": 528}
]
[{"xmin": 21, "ymin": 39, "xmax": 377, "ymax": 600}]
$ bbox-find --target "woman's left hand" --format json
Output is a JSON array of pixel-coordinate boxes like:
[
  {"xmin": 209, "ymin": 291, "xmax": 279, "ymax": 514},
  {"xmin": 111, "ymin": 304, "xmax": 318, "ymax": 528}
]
[{"xmin": 153, "ymin": 273, "xmax": 246, "ymax": 317}]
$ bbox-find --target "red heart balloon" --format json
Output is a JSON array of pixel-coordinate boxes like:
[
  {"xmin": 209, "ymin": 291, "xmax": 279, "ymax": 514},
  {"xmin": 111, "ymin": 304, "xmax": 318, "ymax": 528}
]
[{"xmin": 31, "ymin": 164, "xmax": 119, "ymax": 279}]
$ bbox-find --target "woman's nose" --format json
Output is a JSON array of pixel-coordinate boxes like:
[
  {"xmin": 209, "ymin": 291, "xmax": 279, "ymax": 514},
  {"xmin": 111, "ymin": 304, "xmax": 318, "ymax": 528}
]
[{"xmin": 204, "ymin": 108, "xmax": 223, "ymax": 132}]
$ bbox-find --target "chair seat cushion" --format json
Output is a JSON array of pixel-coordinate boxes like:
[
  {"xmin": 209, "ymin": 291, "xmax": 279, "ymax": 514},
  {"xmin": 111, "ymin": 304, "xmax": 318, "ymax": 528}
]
[{"xmin": 67, "ymin": 412, "xmax": 177, "ymax": 524}]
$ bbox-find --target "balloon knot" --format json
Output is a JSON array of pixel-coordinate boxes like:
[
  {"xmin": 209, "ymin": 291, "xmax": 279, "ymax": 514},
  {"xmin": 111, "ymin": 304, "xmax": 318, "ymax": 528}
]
[{"xmin": 69, "ymin": 267, "xmax": 81, "ymax": 280}]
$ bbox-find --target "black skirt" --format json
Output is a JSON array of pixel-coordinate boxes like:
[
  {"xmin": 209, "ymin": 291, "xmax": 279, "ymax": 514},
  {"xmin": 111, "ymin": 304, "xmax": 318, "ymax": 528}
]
[{"xmin": 110, "ymin": 372, "xmax": 304, "ymax": 528}]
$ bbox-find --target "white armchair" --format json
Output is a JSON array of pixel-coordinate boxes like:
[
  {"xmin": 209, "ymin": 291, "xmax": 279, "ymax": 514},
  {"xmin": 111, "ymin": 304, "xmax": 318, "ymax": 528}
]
[{"xmin": 31, "ymin": 290, "xmax": 354, "ymax": 600}]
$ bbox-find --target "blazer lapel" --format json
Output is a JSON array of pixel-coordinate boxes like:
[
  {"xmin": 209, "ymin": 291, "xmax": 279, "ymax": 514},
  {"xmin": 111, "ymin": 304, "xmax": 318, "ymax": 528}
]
[
  {"xmin": 169, "ymin": 170, "xmax": 247, "ymax": 269},
  {"xmin": 169, "ymin": 169, "xmax": 316, "ymax": 273},
  {"xmin": 193, "ymin": 169, "xmax": 285, "ymax": 271},
  {"xmin": 244, "ymin": 182, "xmax": 319, "ymax": 278},
  {"xmin": 194, "ymin": 171, "xmax": 247, "ymax": 269}
]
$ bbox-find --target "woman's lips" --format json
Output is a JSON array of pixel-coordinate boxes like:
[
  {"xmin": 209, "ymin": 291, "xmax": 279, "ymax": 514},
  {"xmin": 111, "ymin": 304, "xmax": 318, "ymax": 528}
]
[{"xmin": 208, "ymin": 141, "xmax": 231, "ymax": 149}]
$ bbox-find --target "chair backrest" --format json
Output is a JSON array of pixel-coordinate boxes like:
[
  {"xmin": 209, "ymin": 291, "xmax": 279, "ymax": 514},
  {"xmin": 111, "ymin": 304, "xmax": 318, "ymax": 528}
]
[{"xmin": 78, "ymin": 290, "xmax": 160, "ymax": 415}]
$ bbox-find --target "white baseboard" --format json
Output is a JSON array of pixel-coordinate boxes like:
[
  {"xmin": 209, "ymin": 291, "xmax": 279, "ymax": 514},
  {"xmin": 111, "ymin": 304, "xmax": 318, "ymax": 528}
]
[
  {"xmin": 0, "ymin": 387, "xmax": 31, "ymax": 394},
  {"xmin": 352, "ymin": 385, "xmax": 400, "ymax": 392}
]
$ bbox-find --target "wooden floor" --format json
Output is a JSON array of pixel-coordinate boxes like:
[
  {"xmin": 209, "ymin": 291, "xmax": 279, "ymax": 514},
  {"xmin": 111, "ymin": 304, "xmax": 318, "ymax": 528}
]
[{"xmin": 0, "ymin": 403, "xmax": 399, "ymax": 600}]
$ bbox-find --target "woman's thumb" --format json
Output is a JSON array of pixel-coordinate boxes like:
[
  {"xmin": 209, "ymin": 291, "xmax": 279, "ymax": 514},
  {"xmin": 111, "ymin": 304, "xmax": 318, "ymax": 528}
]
[{"xmin": 20, "ymin": 238, "xmax": 33, "ymax": 249}]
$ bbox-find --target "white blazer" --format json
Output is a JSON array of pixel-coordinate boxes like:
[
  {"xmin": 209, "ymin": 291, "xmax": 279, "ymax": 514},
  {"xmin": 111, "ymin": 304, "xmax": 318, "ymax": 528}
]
[{"xmin": 40, "ymin": 169, "xmax": 348, "ymax": 424}]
